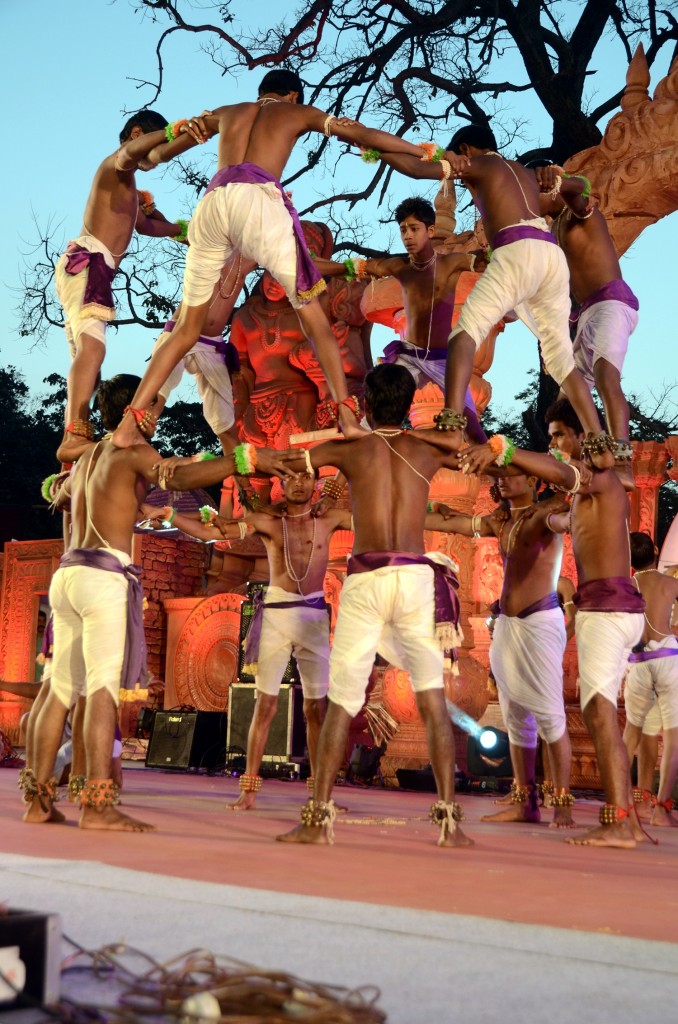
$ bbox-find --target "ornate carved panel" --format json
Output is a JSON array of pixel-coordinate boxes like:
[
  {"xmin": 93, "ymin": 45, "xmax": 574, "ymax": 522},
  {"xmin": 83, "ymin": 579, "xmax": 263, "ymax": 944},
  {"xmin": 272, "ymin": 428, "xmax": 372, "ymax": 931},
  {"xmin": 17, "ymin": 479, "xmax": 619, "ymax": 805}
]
[
  {"xmin": 0, "ymin": 539, "xmax": 62, "ymax": 683},
  {"xmin": 173, "ymin": 593, "xmax": 245, "ymax": 711}
]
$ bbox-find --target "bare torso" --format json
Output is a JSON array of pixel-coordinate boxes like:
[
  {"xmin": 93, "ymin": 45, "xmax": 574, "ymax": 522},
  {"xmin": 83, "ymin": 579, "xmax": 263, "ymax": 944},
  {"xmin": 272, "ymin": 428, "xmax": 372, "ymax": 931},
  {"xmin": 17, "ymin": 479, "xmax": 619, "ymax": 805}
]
[
  {"xmin": 570, "ymin": 470, "xmax": 631, "ymax": 583},
  {"xmin": 80, "ymin": 156, "xmax": 140, "ymax": 268},
  {"xmin": 462, "ymin": 154, "xmax": 546, "ymax": 245},
  {"xmin": 489, "ymin": 506, "xmax": 564, "ymax": 617},
  {"xmin": 391, "ymin": 255, "xmax": 469, "ymax": 350},
  {"xmin": 69, "ymin": 440, "xmax": 152, "ymax": 554},
  {"xmin": 632, "ymin": 570, "xmax": 678, "ymax": 643},
  {"xmin": 249, "ymin": 508, "xmax": 347, "ymax": 595},
  {"xmin": 553, "ymin": 206, "xmax": 622, "ymax": 304},
  {"xmin": 214, "ymin": 102, "xmax": 318, "ymax": 178}
]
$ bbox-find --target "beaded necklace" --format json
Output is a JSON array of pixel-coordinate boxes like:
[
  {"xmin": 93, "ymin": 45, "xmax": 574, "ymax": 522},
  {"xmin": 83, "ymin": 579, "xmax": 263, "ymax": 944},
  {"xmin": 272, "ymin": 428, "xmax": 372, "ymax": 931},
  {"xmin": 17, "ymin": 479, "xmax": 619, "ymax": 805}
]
[{"xmin": 282, "ymin": 514, "xmax": 317, "ymax": 595}]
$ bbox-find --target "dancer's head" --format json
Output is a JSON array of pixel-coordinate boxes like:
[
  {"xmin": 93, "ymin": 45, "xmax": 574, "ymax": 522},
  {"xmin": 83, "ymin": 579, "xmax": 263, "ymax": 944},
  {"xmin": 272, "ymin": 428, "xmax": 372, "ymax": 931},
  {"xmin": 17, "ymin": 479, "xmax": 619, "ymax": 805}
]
[
  {"xmin": 545, "ymin": 398, "xmax": 584, "ymax": 459},
  {"xmin": 364, "ymin": 363, "xmax": 416, "ymax": 428},
  {"xmin": 394, "ymin": 197, "xmax": 436, "ymax": 257},
  {"xmin": 630, "ymin": 531, "xmax": 658, "ymax": 571},
  {"xmin": 258, "ymin": 69, "xmax": 304, "ymax": 105},
  {"xmin": 95, "ymin": 374, "xmax": 145, "ymax": 431},
  {"xmin": 448, "ymin": 123, "xmax": 497, "ymax": 157},
  {"xmin": 119, "ymin": 110, "xmax": 167, "ymax": 144}
]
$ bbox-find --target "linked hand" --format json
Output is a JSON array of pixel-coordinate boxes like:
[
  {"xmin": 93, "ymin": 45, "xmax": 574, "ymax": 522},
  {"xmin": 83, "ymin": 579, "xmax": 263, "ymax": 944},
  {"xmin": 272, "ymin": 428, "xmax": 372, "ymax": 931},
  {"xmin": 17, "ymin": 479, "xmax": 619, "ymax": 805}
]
[
  {"xmin": 458, "ymin": 443, "xmax": 496, "ymax": 475},
  {"xmin": 535, "ymin": 164, "xmax": 564, "ymax": 193},
  {"xmin": 180, "ymin": 114, "xmax": 211, "ymax": 144},
  {"xmin": 152, "ymin": 455, "xmax": 193, "ymax": 489}
]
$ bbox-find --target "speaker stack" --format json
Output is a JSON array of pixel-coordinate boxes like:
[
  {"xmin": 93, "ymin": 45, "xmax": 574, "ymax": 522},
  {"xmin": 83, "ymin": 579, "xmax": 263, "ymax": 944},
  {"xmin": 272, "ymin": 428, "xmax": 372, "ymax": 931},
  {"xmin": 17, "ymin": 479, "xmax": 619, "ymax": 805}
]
[
  {"xmin": 145, "ymin": 710, "xmax": 227, "ymax": 771},
  {"xmin": 227, "ymin": 683, "xmax": 306, "ymax": 763}
]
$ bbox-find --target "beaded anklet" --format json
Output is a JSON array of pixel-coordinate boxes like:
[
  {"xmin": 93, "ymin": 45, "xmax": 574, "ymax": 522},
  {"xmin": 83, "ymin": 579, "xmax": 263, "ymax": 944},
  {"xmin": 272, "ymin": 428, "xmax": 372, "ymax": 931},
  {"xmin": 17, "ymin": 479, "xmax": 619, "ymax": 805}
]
[
  {"xmin": 124, "ymin": 406, "xmax": 158, "ymax": 438},
  {"xmin": 19, "ymin": 772, "xmax": 59, "ymax": 812},
  {"xmin": 66, "ymin": 418, "xmax": 95, "ymax": 440},
  {"xmin": 299, "ymin": 798, "xmax": 336, "ymax": 842},
  {"xmin": 430, "ymin": 800, "xmax": 464, "ymax": 846},
  {"xmin": 581, "ymin": 432, "xmax": 616, "ymax": 461},
  {"xmin": 239, "ymin": 773, "xmax": 262, "ymax": 793},
  {"xmin": 80, "ymin": 778, "xmax": 121, "ymax": 810},
  {"xmin": 68, "ymin": 774, "xmax": 87, "ymax": 803},
  {"xmin": 306, "ymin": 776, "xmax": 315, "ymax": 792},
  {"xmin": 433, "ymin": 408, "xmax": 467, "ymax": 432},
  {"xmin": 652, "ymin": 795, "xmax": 673, "ymax": 812},
  {"xmin": 598, "ymin": 804, "xmax": 630, "ymax": 826},
  {"xmin": 632, "ymin": 787, "xmax": 653, "ymax": 804},
  {"xmin": 550, "ymin": 789, "xmax": 575, "ymax": 808},
  {"xmin": 540, "ymin": 779, "xmax": 554, "ymax": 805}
]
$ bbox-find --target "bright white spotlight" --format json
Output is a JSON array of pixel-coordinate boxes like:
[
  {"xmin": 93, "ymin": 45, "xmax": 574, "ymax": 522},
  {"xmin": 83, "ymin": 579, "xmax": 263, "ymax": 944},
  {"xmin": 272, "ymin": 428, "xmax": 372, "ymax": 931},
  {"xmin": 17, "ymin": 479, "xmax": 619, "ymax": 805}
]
[{"xmin": 479, "ymin": 728, "xmax": 498, "ymax": 751}]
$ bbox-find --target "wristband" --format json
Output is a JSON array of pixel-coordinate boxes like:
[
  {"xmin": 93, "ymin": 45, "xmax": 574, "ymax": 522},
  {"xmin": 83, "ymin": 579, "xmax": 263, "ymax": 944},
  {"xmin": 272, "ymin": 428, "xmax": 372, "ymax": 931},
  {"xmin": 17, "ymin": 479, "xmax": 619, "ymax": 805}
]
[
  {"xmin": 165, "ymin": 119, "xmax": 189, "ymax": 142},
  {"xmin": 173, "ymin": 218, "xmax": 190, "ymax": 243}
]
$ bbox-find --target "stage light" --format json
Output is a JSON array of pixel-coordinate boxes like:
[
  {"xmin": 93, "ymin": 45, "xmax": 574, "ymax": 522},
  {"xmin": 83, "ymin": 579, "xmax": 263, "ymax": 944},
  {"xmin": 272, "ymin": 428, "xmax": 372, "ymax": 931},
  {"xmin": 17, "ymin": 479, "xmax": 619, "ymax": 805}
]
[
  {"xmin": 479, "ymin": 728, "xmax": 499, "ymax": 751},
  {"xmin": 466, "ymin": 727, "xmax": 512, "ymax": 779}
]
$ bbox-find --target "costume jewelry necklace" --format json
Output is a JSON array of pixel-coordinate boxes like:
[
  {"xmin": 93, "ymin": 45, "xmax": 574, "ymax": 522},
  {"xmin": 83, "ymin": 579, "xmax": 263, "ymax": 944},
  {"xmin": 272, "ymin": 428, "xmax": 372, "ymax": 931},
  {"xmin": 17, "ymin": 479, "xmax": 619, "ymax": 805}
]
[
  {"xmin": 410, "ymin": 253, "xmax": 437, "ymax": 370},
  {"xmin": 218, "ymin": 253, "xmax": 243, "ymax": 300},
  {"xmin": 282, "ymin": 514, "xmax": 317, "ymax": 595},
  {"xmin": 257, "ymin": 97, "xmax": 284, "ymax": 106},
  {"xmin": 373, "ymin": 433, "xmax": 430, "ymax": 485},
  {"xmin": 504, "ymin": 504, "xmax": 533, "ymax": 557},
  {"xmin": 409, "ymin": 251, "xmax": 437, "ymax": 271}
]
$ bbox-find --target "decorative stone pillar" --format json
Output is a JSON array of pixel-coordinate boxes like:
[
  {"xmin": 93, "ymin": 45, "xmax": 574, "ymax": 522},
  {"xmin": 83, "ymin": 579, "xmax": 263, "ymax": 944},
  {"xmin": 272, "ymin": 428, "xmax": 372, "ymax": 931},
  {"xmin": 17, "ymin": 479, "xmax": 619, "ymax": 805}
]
[{"xmin": 629, "ymin": 440, "xmax": 669, "ymax": 537}]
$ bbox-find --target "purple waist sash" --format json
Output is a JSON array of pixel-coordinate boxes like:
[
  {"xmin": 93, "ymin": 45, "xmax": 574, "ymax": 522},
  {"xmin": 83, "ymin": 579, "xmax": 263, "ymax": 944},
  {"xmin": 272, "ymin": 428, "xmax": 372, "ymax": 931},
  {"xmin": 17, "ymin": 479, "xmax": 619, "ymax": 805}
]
[
  {"xmin": 203, "ymin": 162, "xmax": 324, "ymax": 304},
  {"xmin": 382, "ymin": 339, "xmax": 446, "ymax": 363},
  {"xmin": 41, "ymin": 614, "xmax": 54, "ymax": 659},
  {"xmin": 242, "ymin": 589, "xmax": 327, "ymax": 671},
  {"xmin": 499, "ymin": 591, "xmax": 561, "ymax": 619},
  {"xmin": 575, "ymin": 279, "xmax": 639, "ymax": 319},
  {"xmin": 163, "ymin": 320, "xmax": 240, "ymax": 374},
  {"xmin": 574, "ymin": 577, "xmax": 645, "ymax": 614},
  {"xmin": 629, "ymin": 644, "xmax": 678, "ymax": 664},
  {"xmin": 348, "ymin": 551, "xmax": 461, "ymax": 652},
  {"xmin": 491, "ymin": 225, "xmax": 557, "ymax": 250},
  {"xmin": 58, "ymin": 549, "xmax": 147, "ymax": 692},
  {"xmin": 64, "ymin": 242, "xmax": 116, "ymax": 319}
]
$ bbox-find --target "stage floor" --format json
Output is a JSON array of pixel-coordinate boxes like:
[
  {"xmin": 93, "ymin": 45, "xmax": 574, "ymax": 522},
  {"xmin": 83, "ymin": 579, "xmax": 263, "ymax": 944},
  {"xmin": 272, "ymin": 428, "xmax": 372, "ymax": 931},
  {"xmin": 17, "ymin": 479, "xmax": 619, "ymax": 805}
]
[{"xmin": 1, "ymin": 766, "xmax": 677, "ymax": 943}]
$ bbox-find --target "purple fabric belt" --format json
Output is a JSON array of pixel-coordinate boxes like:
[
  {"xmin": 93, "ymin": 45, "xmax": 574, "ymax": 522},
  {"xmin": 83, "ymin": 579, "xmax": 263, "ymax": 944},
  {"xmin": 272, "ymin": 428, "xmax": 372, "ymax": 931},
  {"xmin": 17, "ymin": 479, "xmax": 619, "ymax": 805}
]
[
  {"xmin": 574, "ymin": 577, "xmax": 645, "ymax": 614},
  {"xmin": 41, "ymin": 614, "xmax": 54, "ymax": 659},
  {"xmin": 629, "ymin": 645, "xmax": 678, "ymax": 664},
  {"xmin": 499, "ymin": 591, "xmax": 561, "ymax": 619},
  {"xmin": 575, "ymin": 279, "xmax": 639, "ymax": 319},
  {"xmin": 348, "ymin": 551, "xmax": 461, "ymax": 651},
  {"xmin": 58, "ymin": 548, "xmax": 147, "ymax": 692},
  {"xmin": 382, "ymin": 339, "xmax": 447, "ymax": 363},
  {"xmin": 64, "ymin": 242, "xmax": 116, "ymax": 318},
  {"xmin": 203, "ymin": 162, "xmax": 325, "ymax": 304},
  {"xmin": 163, "ymin": 319, "xmax": 240, "ymax": 374},
  {"xmin": 242, "ymin": 589, "xmax": 327, "ymax": 670},
  {"xmin": 491, "ymin": 225, "xmax": 557, "ymax": 250}
]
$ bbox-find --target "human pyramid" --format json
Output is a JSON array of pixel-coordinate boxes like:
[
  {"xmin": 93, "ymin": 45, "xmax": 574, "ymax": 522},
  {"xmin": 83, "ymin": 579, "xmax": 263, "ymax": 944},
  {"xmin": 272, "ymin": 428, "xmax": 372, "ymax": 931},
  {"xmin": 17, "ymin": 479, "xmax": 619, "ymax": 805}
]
[{"xmin": 21, "ymin": 69, "xmax": 677, "ymax": 852}]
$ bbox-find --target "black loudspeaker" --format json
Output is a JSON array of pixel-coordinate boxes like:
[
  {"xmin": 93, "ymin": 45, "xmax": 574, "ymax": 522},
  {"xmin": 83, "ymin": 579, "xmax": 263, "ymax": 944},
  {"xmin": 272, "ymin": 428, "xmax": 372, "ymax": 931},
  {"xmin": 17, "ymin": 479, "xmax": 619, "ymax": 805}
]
[
  {"xmin": 237, "ymin": 582, "xmax": 300, "ymax": 684},
  {"xmin": 227, "ymin": 683, "xmax": 306, "ymax": 760},
  {"xmin": 146, "ymin": 710, "xmax": 227, "ymax": 771}
]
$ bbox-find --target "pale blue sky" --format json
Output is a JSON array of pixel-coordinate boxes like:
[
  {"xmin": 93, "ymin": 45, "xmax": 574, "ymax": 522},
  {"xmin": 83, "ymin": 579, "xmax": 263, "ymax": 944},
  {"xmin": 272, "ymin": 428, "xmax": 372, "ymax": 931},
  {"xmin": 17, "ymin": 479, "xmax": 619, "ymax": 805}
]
[{"xmin": 2, "ymin": 0, "xmax": 676, "ymax": 417}]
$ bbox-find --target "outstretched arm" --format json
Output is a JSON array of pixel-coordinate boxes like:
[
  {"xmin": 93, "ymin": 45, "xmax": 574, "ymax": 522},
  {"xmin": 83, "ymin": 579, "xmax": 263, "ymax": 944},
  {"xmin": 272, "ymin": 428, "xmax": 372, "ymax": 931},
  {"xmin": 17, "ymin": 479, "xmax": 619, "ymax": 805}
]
[
  {"xmin": 128, "ymin": 444, "xmax": 294, "ymax": 491},
  {"xmin": 425, "ymin": 507, "xmax": 494, "ymax": 537},
  {"xmin": 146, "ymin": 112, "xmax": 218, "ymax": 165},
  {"xmin": 380, "ymin": 150, "xmax": 471, "ymax": 182},
  {"xmin": 135, "ymin": 206, "xmax": 184, "ymax": 240}
]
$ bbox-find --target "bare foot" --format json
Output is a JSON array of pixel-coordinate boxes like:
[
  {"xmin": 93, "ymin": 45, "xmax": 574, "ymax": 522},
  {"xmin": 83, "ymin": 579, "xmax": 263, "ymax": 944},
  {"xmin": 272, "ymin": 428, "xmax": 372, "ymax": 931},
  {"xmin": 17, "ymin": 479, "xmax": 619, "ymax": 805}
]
[
  {"xmin": 438, "ymin": 824, "xmax": 475, "ymax": 848},
  {"xmin": 79, "ymin": 806, "xmax": 156, "ymax": 832},
  {"xmin": 566, "ymin": 821, "xmax": 636, "ymax": 848},
  {"xmin": 110, "ymin": 410, "xmax": 150, "ymax": 449},
  {"xmin": 614, "ymin": 463, "xmax": 636, "ymax": 492},
  {"xmin": 588, "ymin": 449, "xmax": 615, "ymax": 471},
  {"xmin": 22, "ymin": 797, "xmax": 66, "ymax": 824},
  {"xmin": 549, "ymin": 808, "xmax": 577, "ymax": 829},
  {"xmin": 481, "ymin": 804, "xmax": 541, "ymax": 824},
  {"xmin": 56, "ymin": 433, "xmax": 96, "ymax": 464},
  {"xmin": 650, "ymin": 806, "xmax": 678, "ymax": 828},
  {"xmin": 276, "ymin": 823, "xmax": 331, "ymax": 845},
  {"xmin": 494, "ymin": 790, "xmax": 514, "ymax": 805},
  {"xmin": 227, "ymin": 792, "xmax": 257, "ymax": 811}
]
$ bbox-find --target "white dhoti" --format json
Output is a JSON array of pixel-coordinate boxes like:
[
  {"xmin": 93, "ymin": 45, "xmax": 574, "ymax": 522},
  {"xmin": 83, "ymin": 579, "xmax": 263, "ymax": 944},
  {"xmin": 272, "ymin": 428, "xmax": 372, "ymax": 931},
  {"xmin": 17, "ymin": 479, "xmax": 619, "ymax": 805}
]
[
  {"xmin": 625, "ymin": 637, "xmax": 678, "ymax": 731},
  {"xmin": 183, "ymin": 183, "xmax": 310, "ymax": 310},
  {"xmin": 255, "ymin": 587, "xmax": 329, "ymax": 700},
  {"xmin": 54, "ymin": 234, "xmax": 115, "ymax": 354},
  {"xmin": 391, "ymin": 341, "xmax": 476, "ymax": 412},
  {"xmin": 48, "ymin": 547, "xmax": 132, "ymax": 709},
  {"xmin": 576, "ymin": 611, "xmax": 644, "ymax": 710},
  {"xmin": 490, "ymin": 607, "xmax": 567, "ymax": 747},
  {"xmin": 330, "ymin": 564, "xmax": 445, "ymax": 718},
  {"xmin": 155, "ymin": 330, "xmax": 236, "ymax": 434},
  {"xmin": 573, "ymin": 300, "xmax": 639, "ymax": 387},
  {"xmin": 450, "ymin": 218, "xmax": 574, "ymax": 384}
]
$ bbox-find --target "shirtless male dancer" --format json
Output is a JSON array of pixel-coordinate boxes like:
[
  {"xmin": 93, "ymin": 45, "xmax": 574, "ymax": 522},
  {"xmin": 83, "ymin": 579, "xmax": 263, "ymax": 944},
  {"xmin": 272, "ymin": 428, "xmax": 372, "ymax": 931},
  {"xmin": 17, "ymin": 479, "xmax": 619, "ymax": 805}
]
[
  {"xmin": 54, "ymin": 110, "xmax": 190, "ymax": 464},
  {"xmin": 459, "ymin": 397, "xmax": 645, "ymax": 848},
  {"xmin": 111, "ymin": 69, "xmax": 431, "ymax": 448},
  {"xmin": 624, "ymin": 531, "xmax": 678, "ymax": 827},
  {"xmin": 145, "ymin": 474, "xmax": 352, "ymax": 810},
  {"xmin": 427, "ymin": 475, "xmax": 576, "ymax": 828},
  {"xmin": 152, "ymin": 253, "xmax": 256, "ymax": 454},
  {"xmin": 277, "ymin": 363, "xmax": 472, "ymax": 849},
  {"xmin": 376, "ymin": 124, "xmax": 613, "ymax": 465},
  {"xmin": 533, "ymin": 162, "xmax": 638, "ymax": 463},
  {"xmin": 21, "ymin": 374, "xmax": 289, "ymax": 830},
  {"xmin": 316, "ymin": 196, "xmax": 486, "ymax": 442}
]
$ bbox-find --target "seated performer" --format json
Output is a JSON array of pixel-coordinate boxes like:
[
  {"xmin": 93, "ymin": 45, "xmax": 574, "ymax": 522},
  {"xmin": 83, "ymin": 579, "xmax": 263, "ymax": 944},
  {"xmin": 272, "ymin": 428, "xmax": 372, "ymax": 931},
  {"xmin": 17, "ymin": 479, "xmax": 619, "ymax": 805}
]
[
  {"xmin": 145, "ymin": 475, "xmax": 352, "ymax": 810},
  {"xmin": 623, "ymin": 531, "xmax": 678, "ymax": 827},
  {"xmin": 152, "ymin": 251, "xmax": 257, "ymax": 454},
  {"xmin": 315, "ymin": 196, "xmax": 486, "ymax": 442},
  {"xmin": 458, "ymin": 397, "xmax": 645, "ymax": 848},
  {"xmin": 427, "ymin": 473, "xmax": 576, "ymax": 828},
  {"xmin": 278, "ymin": 363, "xmax": 472, "ymax": 849},
  {"xmin": 375, "ymin": 124, "xmax": 613, "ymax": 465},
  {"xmin": 111, "ymin": 69, "xmax": 433, "ymax": 448},
  {"xmin": 533, "ymin": 161, "xmax": 638, "ymax": 466},
  {"xmin": 20, "ymin": 374, "xmax": 290, "ymax": 830},
  {"xmin": 54, "ymin": 110, "xmax": 191, "ymax": 464}
]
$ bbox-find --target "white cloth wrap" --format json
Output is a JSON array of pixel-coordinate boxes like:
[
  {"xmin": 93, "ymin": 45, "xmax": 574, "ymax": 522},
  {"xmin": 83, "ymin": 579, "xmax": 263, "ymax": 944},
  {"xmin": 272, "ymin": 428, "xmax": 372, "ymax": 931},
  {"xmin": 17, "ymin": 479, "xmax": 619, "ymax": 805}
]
[
  {"xmin": 573, "ymin": 300, "xmax": 639, "ymax": 387},
  {"xmin": 155, "ymin": 330, "xmax": 235, "ymax": 434},
  {"xmin": 624, "ymin": 637, "xmax": 678, "ymax": 731},
  {"xmin": 54, "ymin": 235, "xmax": 116, "ymax": 354},
  {"xmin": 450, "ymin": 218, "xmax": 574, "ymax": 384},
  {"xmin": 575, "ymin": 610, "xmax": 644, "ymax": 710},
  {"xmin": 183, "ymin": 183, "xmax": 305, "ymax": 309},
  {"xmin": 48, "ymin": 547, "xmax": 132, "ymax": 709},
  {"xmin": 329, "ymin": 563, "xmax": 446, "ymax": 718},
  {"xmin": 489, "ymin": 607, "xmax": 567, "ymax": 747},
  {"xmin": 255, "ymin": 587, "xmax": 329, "ymax": 700}
]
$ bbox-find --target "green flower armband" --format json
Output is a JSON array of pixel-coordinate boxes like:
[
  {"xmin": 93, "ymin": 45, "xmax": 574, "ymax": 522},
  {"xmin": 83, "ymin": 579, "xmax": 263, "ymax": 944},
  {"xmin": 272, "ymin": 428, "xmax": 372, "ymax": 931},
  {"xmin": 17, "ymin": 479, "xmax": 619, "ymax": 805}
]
[
  {"xmin": 173, "ymin": 218, "xmax": 190, "ymax": 243},
  {"xmin": 343, "ymin": 258, "xmax": 357, "ymax": 281}
]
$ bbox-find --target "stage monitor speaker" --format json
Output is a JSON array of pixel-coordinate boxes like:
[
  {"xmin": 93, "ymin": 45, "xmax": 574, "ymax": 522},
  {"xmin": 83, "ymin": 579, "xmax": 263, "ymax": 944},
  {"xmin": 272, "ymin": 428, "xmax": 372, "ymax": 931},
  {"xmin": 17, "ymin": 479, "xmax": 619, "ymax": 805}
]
[
  {"xmin": 237, "ymin": 582, "xmax": 300, "ymax": 684},
  {"xmin": 227, "ymin": 683, "xmax": 306, "ymax": 761},
  {"xmin": 146, "ymin": 710, "xmax": 227, "ymax": 771}
]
